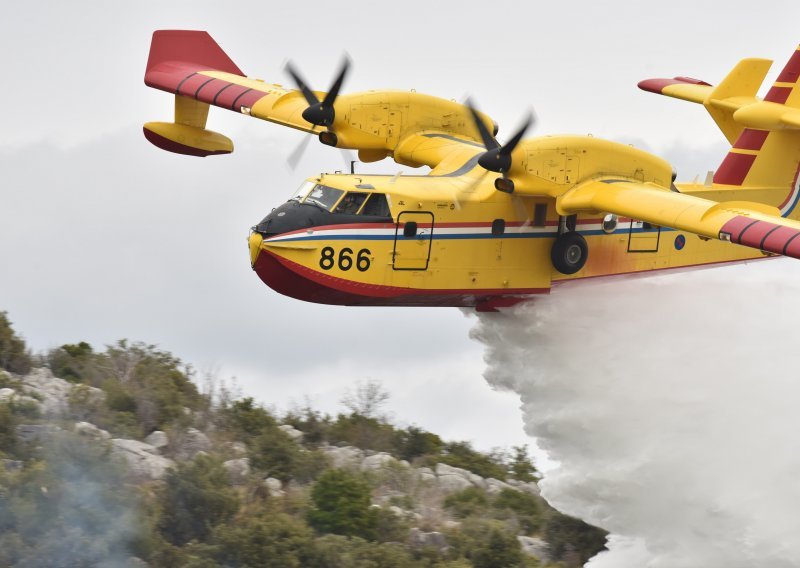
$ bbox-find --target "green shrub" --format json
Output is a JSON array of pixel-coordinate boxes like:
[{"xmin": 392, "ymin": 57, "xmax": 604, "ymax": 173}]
[
  {"xmin": 437, "ymin": 442, "xmax": 507, "ymax": 481},
  {"xmin": 492, "ymin": 489, "xmax": 542, "ymax": 534},
  {"xmin": 393, "ymin": 426, "xmax": 444, "ymax": 462},
  {"xmin": 444, "ymin": 487, "xmax": 489, "ymax": 518},
  {"xmin": 157, "ymin": 454, "xmax": 239, "ymax": 546},
  {"xmin": 212, "ymin": 512, "xmax": 319, "ymax": 568},
  {"xmin": 0, "ymin": 312, "xmax": 32, "ymax": 374},
  {"xmin": 308, "ymin": 469, "xmax": 377, "ymax": 539}
]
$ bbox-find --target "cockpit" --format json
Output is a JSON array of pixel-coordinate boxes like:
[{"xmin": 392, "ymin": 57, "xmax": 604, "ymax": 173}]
[{"xmin": 253, "ymin": 180, "xmax": 393, "ymax": 236}]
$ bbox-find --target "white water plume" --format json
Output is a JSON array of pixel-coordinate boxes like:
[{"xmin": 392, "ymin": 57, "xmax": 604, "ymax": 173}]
[{"xmin": 470, "ymin": 260, "xmax": 800, "ymax": 567}]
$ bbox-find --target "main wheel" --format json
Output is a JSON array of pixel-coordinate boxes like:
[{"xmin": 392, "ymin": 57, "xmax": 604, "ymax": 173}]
[{"xmin": 551, "ymin": 231, "xmax": 588, "ymax": 274}]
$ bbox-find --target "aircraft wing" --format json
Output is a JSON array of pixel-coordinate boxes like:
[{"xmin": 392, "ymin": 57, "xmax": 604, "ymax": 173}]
[
  {"xmin": 144, "ymin": 30, "xmax": 489, "ymax": 169},
  {"xmin": 558, "ymin": 178, "xmax": 800, "ymax": 259}
]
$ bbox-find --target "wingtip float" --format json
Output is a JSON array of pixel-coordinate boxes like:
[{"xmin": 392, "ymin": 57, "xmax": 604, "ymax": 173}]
[{"xmin": 144, "ymin": 32, "xmax": 800, "ymax": 311}]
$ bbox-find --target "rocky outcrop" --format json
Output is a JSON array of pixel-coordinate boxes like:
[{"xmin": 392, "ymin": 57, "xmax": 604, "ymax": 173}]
[
  {"xmin": 518, "ymin": 536, "xmax": 550, "ymax": 562},
  {"xmin": 223, "ymin": 458, "xmax": 250, "ymax": 485},
  {"xmin": 321, "ymin": 445, "xmax": 364, "ymax": 469},
  {"xmin": 19, "ymin": 369, "xmax": 72, "ymax": 416},
  {"xmin": 416, "ymin": 466, "xmax": 437, "ymax": 483},
  {"xmin": 361, "ymin": 452, "xmax": 399, "ymax": 472},
  {"xmin": 74, "ymin": 421, "xmax": 111, "ymax": 440},
  {"xmin": 144, "ymin": 430, "xmax": 168, "ymax": 450},
  {"xmin": 278, "ymin": 424, "xmax": 304, "ymax": 441},
  {"xmin": 175, "ymin": 428, "xmax": 211, "ymax": 460},
  {"xmin": 434, "ymin": 463, "xmax": 474, "ymax": 493},
  {"xmin": 111, "ymin": 438, "xmax": 175, "ymax": 481},
  {"xmin": 264, "ymin": 477, "xmax": 285, "ymax": 497}
]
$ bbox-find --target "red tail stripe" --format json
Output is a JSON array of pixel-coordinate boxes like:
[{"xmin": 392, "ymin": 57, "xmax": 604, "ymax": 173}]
[
  {"xmin": 764, "ymin": 86, "xmax": 792, "ymax": 104},
  {"xmin": 733, "ymin": 129, "xmax": 769, "ymax": 151},
  {"xmin": 776, "ymin": 49, "xmax": 800, "ymax": 83},
  {"xmin": 714, "ymin": 153, "xmax": 757, "ymax": 185}
]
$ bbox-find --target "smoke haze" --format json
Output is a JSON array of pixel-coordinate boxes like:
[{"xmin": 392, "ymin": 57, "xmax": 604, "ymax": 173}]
[{"xmin": 470, "ymin": 260, "xmax": 800, "ymax": 567}]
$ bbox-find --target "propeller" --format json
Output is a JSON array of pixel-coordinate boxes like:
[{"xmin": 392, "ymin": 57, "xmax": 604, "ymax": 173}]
[
  {"xmin": 465, "ymin": 98, "xmax": 534, "ymax": 193},
  {"xmin": 285, "ymin": 56, "xmax": 351, "ymax": 144}
]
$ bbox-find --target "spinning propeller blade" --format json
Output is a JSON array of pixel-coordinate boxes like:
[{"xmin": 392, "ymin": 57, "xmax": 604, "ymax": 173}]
[
  {"xmin": 285, "ymin": 56, "xmax": 351, "ymax": 129},
  {"xmin": 465, "ymin": 99, "xmax": 534, "ymax": 193}
]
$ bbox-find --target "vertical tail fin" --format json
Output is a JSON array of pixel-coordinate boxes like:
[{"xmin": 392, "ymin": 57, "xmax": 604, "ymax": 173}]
[{"xmin": 713, "ymin": 45, "xmax": 800, "ymax": 198}]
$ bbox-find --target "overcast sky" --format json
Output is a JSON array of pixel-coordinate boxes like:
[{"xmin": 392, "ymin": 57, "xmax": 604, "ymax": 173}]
[{"xmin": 2, "ymin": 0, "xmax": 799, "ymax": 452}]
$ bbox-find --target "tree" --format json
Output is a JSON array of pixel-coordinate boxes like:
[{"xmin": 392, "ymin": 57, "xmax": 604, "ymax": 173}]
[
  {"xmin": 0, "ymin": 312, "xmax": 32, "ymax": 374},
  {"xmin": 308, "ymin": 469, "xmax": 377, "ymax": 539},
  {"xmin": 508, "ymin": 446, "xmax": 539, "ymax": 482},
  {"xmin": 341, "ymin": 380, "xmax": 390, "ymax": 419},
  {"xmin": 157, "ymin": 454, "xmax": 239, "ymax": 545}
]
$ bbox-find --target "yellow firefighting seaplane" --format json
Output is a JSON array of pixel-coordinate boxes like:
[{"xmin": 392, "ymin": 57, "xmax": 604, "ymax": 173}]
[{"xmin": 144, "ymin": 31, "xmax": 800, "ymax": 311}]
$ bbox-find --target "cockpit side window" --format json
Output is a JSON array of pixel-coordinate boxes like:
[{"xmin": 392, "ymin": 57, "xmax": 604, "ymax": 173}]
[
  {"xmin": 304, "ymin": 184, "xmax": 345, "ymax": 210},
  {"xmin": 359, "ymin": 194, "xmax": 391, "ymax": 217},
  {"xmin": 333, "ymin": 192, "xmax": 368, "ymax": 215}
]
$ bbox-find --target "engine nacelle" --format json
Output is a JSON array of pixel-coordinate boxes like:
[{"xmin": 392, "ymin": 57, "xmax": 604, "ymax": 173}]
[{"xmin": 143, "ymin": 122, "xmax": 233, "ymax": 157}]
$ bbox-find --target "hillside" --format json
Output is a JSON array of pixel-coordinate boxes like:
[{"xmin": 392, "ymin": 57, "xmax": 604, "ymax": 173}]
[{"xmin": 0, "ymin": 311, "xmax": 606, "ymax": 567}]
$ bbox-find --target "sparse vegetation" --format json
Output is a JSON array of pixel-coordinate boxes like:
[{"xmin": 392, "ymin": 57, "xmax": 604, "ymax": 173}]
[{"xmin": 0, "ymin": 312, "xmax": 607, "ymax": 566}]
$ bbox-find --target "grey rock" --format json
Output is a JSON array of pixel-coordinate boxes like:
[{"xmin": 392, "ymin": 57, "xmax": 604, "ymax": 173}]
[
  {"xmin": 435, "ymin": 463, "xmax": 474, "ymax": 493},
  {"xmin": 0, "ymin": 388, "xmax": 15, "ymax": 402},
  {"xmin": 518, "ymin": 536, "xmax": 550, "ymax": 562},
  {"xmin": 278, "ymin": 424, "xmax": 304, "ymax": 441},
  {"xmin": 15, "ymin": 424, "xmax": 60, "ymax": 443},
  {"xmin": 518, "ymin": 481, "xmax": 541, "ymax": 496},
  {"xmin": 416, "ymin": 467, "xmax": 437, "ymax": 482},
  {"xmin": 111, "ymin": 438, "xmax": 175, "ymax": 480},
  {"xmin": 20, "ymin": 368, "xmax": 72, "ymax": 416},
  {"xmin": 322, "ymin": 445, "xmax": 363, "ymax": 469},
  {"xmin": 264, "ymin": 477, "xmax": 285, "ymax": 497},
  {"xmin": 144, "ymin": 430, "xmax": 168, "ymax": 450},
  {"xmin": 436, "ymin": 474, "xmax": 472, "ymax": 493},
  {"xmin": 485, "ymin": 478, "xmax": 515, "ymax": 494},
  {"xmin": 176, "ymin": 428, "xmax": 211, "ymax": 460},
  {"xmin": 467, "ymin": 472, "xmax": 486, "ymax": 489},
  {"xmin": 74, "ymin": 421, "xmax": 111, "ymax": 440},
  {"xmin": 223, "ymin": 458, "xmax": 251, "ymax": 485},
  {"xmin": 409, "ymin": 528, "xmax": 448, "ymax": 551},
  {"xmin": 361, "ymin": 452, "xmax": 398, "ymax": 471}
]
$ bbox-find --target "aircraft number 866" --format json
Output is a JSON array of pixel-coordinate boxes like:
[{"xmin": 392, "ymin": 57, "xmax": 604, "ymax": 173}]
[{"xmin": 320, "ymin": 247, "xmax": 371, "ymax": 272}]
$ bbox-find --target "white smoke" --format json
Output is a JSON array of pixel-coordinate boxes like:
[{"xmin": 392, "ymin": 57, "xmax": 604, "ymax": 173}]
[{"xmin": 470, "ymin": 259, "xmax": 800, "ymax": 567}]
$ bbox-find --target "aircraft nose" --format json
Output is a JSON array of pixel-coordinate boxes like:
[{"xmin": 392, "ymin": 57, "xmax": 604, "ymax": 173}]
[{"xmin": 248, "ymin": 230, "xmax": 263, "ymax": 267}]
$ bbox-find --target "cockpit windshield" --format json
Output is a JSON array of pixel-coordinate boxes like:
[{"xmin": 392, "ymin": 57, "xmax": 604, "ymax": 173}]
[
  {"xmin": 303, "ymin": 184, "xmax": 345, "ymax": 210},
  {"xmin": 289, "ymin": 180, "xmax": 316, "ymax": 202}
]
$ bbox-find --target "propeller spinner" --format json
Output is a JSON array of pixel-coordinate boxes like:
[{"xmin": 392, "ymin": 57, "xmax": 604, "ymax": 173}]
[
  {"xmin": 285, "ymin": 56, "xmax": 351, "ymax": 147},
  {"xmin": 466, "ymin": 99, "xmax": 534, "ymax": 193}
]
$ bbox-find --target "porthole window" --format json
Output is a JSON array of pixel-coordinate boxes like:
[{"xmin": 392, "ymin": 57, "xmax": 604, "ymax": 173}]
[
  {"xmin": 492, "ymin": 219, "xmax": 506, "ymax": 236},
  {"xmin": 602, "ymin": 213, "xmax": 618, "ymax": 233}
]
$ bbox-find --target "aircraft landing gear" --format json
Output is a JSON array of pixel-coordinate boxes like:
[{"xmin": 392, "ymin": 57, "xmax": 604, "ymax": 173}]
[{"xmin": 551, "ymin": 231, "xmax": 588, "ymax": 274}]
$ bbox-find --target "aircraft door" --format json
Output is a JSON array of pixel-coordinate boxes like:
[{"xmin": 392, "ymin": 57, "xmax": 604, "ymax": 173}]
[
  {"xmin": 628, "ymin": 220, "xmax": 661, "ymax": 252},
  {"xmin": 393, "ymin": 211, "xmax": 434, "ymax": 270}
]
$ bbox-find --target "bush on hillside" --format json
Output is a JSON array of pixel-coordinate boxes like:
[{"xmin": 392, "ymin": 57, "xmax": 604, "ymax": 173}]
[{"xmin": 0, "ymin": 312, "xmax": 32, "ymax": 374}]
